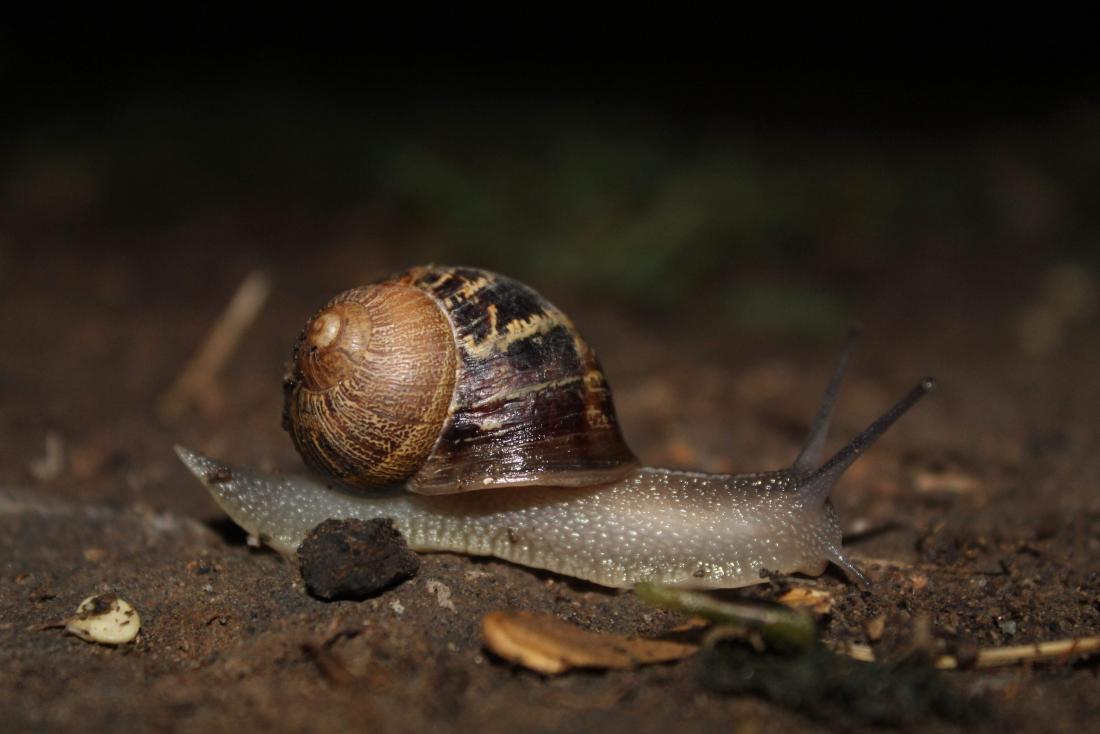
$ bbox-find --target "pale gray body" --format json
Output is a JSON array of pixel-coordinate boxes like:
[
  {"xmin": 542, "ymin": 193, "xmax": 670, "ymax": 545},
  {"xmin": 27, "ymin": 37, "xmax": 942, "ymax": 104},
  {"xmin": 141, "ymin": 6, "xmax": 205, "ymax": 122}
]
[{"xmin": 177, "ymin": 447, "xmax": 849, "ymax": 589}]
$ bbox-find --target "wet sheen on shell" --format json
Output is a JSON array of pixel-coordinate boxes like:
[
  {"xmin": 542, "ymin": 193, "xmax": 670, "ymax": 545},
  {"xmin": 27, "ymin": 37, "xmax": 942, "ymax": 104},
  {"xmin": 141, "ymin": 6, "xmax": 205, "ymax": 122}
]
[{"xmin": 283, "ymin": 266, "xmax": 638, "ymax": 495}]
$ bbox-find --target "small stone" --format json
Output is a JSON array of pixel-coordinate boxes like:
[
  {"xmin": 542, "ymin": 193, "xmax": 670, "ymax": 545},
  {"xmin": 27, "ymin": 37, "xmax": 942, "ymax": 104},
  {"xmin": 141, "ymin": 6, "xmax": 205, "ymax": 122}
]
[
  {"xmin": 425, "ymin": 579, "xmax": 456, "ymax": 612},
  {"xmin": 908, "ymin": 574, "xmax": 929, "ymax": 592},
  {"xmin": 65, "ymin": 594, "xmax": 141, "ymax": 645},
  {"xmin": 83, "ymin": 547, "xmax": 108, "ymax": 562},
  {"xmin": 298, "ymin": 518, "xmax": 420, "ymax": 601},
  {"xmin": 864, "ymin": 614, "xmax": 887, "ymax": 642}
]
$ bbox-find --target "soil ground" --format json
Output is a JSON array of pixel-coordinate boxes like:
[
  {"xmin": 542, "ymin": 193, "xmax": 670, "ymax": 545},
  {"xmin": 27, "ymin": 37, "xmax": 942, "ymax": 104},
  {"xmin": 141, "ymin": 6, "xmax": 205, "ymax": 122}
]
[{"xmin": 1, "ymin": 109, "xmax": 1098, "ymax": 733}]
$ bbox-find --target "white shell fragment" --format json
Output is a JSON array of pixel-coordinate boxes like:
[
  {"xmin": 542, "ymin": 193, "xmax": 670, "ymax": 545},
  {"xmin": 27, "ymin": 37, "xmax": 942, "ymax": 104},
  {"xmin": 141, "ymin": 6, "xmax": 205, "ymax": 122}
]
[{"xmin": 65, "ymin": 594, "xmax": 141, "ymax": 645}]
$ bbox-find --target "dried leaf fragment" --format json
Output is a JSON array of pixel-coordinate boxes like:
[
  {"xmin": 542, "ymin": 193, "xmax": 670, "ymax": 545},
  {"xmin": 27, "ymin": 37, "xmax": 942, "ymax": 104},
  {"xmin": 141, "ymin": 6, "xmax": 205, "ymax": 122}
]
[
  {"xmin": 65, "ymin": 594, "xmax": 141, "ymax": 645},
  {"xmin": 482, "ymin": 611, "xmax": 698, "ymax": 675},
  {"xmin": 158, "ymin": 270, "xmax": 271, "ymax": 421},
  {"xmin": 777, "ymin": 587, "xmax": 834, "ymax": 615}
]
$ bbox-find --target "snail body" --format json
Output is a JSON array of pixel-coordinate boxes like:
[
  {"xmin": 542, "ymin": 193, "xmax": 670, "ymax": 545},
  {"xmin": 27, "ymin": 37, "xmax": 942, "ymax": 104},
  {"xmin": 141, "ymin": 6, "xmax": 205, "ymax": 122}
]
[{"xmin": 178, "ymin": 265, "xmax": 933, "ymax": 589}]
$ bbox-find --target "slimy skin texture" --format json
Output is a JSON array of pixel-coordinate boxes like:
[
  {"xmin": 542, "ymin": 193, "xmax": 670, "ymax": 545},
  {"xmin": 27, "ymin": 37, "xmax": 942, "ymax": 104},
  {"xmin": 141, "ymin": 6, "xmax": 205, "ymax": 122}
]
[{"xmin": 177, "ymin": 447, "xmax": 854, "ymax": 589}]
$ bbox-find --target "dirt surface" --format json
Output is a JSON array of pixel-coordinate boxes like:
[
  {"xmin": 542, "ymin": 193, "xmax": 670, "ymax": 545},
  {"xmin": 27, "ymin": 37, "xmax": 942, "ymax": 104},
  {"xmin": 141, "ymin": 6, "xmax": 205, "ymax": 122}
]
[{"xmin": 2, "ymin": 114, "xmax": 1099, "ymax": 732}]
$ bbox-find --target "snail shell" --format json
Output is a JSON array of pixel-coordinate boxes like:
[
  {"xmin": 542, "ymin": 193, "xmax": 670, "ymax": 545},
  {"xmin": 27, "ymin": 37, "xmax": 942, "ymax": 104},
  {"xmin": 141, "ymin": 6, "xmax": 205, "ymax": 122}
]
[{"xmin": 282, "ymin": 266, "xmax": 637, "ymax": 494}]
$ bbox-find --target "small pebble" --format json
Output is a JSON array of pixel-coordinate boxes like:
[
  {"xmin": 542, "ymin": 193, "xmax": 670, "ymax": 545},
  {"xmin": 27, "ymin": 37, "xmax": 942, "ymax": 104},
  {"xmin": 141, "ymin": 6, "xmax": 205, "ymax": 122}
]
[
  {"xmin": 83, "ymin": 547, "xmax": 108, "ymax": 562},
  {"xmin": 864, "ymin": 615, "xmax": 887, "ymax": 642},
  {"xmin": 65, "ymin": 594, "xmax": 141, "ymax": 645},
  {"xmin": 425, "ymin": 579, "xmax": 456, "ymax": 612},
  {"xmin": 298, "ymin": 518, "xmax": 420, "ymax": 601}
]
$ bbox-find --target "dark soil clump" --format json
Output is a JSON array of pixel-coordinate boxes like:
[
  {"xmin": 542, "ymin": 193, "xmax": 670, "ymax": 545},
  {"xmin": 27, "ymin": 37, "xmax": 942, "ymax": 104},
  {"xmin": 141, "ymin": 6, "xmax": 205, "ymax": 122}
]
[{"xmin": 298, "ymin": 518, "xmax": 420, "ymax": 600}]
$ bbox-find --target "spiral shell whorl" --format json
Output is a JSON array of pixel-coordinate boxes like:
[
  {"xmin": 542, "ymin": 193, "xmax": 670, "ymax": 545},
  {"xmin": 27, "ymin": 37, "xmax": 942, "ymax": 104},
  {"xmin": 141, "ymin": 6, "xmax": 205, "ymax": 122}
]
[{"xmin": 283, "ymin": 283, "xmax": 458, "ymax": 488}]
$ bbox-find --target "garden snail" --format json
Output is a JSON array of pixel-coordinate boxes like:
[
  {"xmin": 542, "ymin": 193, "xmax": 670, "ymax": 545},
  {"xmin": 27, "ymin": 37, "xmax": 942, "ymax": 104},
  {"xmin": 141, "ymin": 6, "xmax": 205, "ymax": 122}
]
[{"xmin": 176, "ymin": 265, "xmax": 934, "ymax": 589}]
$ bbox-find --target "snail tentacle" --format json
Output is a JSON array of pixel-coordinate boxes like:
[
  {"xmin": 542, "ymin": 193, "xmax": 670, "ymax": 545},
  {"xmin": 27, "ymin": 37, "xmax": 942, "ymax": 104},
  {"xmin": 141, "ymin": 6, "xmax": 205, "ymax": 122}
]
[
  {"xmin": 797, "ymin": 378, "xmax": 935, "ymax": 506},
  {"xmin": 792, "ymin": 326, "xmax": 860, "ymax": 475}
]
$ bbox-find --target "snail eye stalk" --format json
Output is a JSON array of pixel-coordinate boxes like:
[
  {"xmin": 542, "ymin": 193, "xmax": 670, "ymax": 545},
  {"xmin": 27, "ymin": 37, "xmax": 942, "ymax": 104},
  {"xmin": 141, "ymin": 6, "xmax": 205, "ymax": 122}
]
[
  {"xmin": 798, "ymin": 378, "xmax": 936, "ymax": 505},
  {"xmin": 792, "ymin": 326, "xmax": 861, "ymax": 476}
]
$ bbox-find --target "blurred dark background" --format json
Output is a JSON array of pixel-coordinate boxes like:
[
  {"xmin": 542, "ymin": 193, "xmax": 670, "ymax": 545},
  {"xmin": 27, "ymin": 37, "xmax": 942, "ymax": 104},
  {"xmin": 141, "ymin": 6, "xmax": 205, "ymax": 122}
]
[
  {"xmin": 1, "ymin": 21, "xmax": 1098, "ymax": 497},
  {"xmin": 4, "ymin": 23, "xmax": 1098, "ymax": 314}
]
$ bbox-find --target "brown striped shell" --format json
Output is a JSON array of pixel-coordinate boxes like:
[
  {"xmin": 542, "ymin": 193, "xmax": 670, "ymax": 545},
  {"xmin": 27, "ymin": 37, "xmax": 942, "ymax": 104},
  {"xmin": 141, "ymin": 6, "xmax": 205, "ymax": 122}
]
[{"xmin": 282, "ymin": 266, "xmax": 638, "ymax": 494}]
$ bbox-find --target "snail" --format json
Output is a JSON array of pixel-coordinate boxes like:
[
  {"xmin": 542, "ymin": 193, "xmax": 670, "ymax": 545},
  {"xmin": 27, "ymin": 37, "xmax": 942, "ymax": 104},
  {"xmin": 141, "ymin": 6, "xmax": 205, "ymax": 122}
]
[{"xmin": 176, "ymin": 265, "xmax": 934, "ymax": 589}]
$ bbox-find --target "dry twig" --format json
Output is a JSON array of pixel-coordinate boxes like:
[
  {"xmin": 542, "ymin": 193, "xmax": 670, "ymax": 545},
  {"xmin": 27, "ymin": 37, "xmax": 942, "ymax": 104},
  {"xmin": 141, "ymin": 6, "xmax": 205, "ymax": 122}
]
[
  {"xmin": 833, "ymin": 635, "xmax": 1100, "ymax": 669},
  {"xmin": 28, "ymin": 431, "xmax": 66, "ymax": 481},
  {"xmin": 158, "ymin": 270, "xmax": 271, "ymax": 421}
]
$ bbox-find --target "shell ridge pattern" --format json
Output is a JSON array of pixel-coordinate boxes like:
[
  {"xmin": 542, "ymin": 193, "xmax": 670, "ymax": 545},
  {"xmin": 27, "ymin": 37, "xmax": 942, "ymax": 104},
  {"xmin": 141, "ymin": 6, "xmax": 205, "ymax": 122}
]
[{"xmin": 395, "ymin": 266, "xmax": 636, "ymax": 492}]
